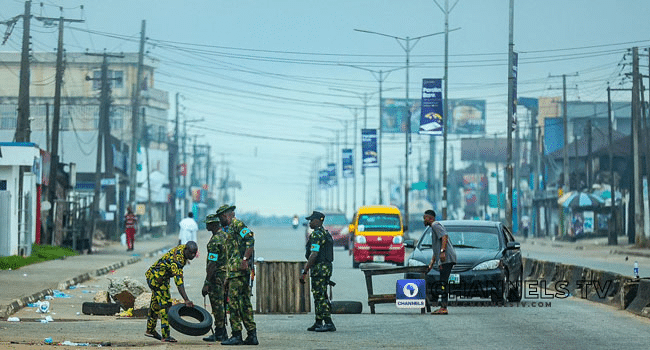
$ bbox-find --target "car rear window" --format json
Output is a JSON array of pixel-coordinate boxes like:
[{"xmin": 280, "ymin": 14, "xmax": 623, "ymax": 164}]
[
  {"xmin": 419, "ymin": 225, "xmax": 500, "ymax": 250},
  {"xmin": 358, "ymin": 214, "xmax": 401, "ymax": 232}
]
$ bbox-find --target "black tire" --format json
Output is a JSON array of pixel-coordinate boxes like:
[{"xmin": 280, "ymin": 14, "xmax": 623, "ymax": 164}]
[
  {"xmin": 491, "ymin": 273, "xmax": 508, "ymax": 303},
  {"xmin": 168, "ymin": 304, "xmax": 213, "ymax": 336},
  {"xmin": 352, "ymin": 260, "xmax": 360, "ymax": 269},
  {"xmin": 82, "ymin": 302, "xmax": 121, "ymax": 316},
  {"xmin": 331, "ymin": 301, "xmax": 362, "ymax": 314}
]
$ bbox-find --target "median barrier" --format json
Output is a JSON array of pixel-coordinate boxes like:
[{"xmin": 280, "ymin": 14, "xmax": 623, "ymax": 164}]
[
  {"xmin": 625, "ymin": 278, "xmax": 650, "ymax": 315},
  {"xmin": 522, "ymin": 257, "xmax": 536, "ymax": 278},
  {"xmin": 255, "ymin": 261, "xmax": 310, "ymax": 314}
]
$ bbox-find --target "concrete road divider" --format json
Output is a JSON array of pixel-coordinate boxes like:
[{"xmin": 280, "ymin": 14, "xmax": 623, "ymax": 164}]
[{"xmin": 625, "ymin": 279, "xmax": 650, "ymax": 316}]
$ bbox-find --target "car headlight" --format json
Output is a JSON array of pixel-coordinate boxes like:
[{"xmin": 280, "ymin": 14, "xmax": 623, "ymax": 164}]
[
  {"xmin": 408, "ymin": 258, "xmax": 426, "ymax": 267},
  {"xmin": 393, "ymin": 236, "xmax": 403, "ymax": 244},
  {"xmin": 355, "ymin": 235, "xmax": 366, "ymax": 244},
  {"xmin": 472, "ymin": 259, "xmax": 501, "ymax": 271}
]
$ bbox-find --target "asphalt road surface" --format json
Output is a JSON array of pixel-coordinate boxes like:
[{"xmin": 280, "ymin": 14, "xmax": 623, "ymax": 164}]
[{"xmin": 1, "ymin": 225, "xmax": 650, "ymax": 349}]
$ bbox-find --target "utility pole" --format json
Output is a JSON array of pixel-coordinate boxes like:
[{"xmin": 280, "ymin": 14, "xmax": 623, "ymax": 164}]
[
  {"xmin": 14, "ymin": 0, "xmax": 31, "ymax": 142},
  {"xmin": 87, "ymin": 51, "xmax": 123, "ymax": 245},
  {"xmin": 632, "ymin": 47, "xmax": 645, "ymax": 245},
  {"xmin": 142, "ymin": 108, "xmax": 153, "ymax": 232},
  {"xmin": 607, "ymin": 84, "xmax": 617, "ymax": 245},
  {"xmin": 548, "ymin": 73, "xmax": 578, "ymax": 193},
  {"xmin": 434, "ymin": 0, "xmax": 459, "ymax": 220},
  {"xmin": 129, "ymin": 20, "xmax": 146, "ymax": 210},
  {"xmin": 506, "ymin": 0, "xmax": 514, "ymax": 227},
  {"xmin": 36, "ymin": 12, "xmax": 83, "ymax": 244}
]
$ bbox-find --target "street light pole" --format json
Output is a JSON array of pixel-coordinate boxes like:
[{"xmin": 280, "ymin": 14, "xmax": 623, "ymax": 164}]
[{"xmin": 354, "ymin": 28, "xmax": 453, "ymax": 230}]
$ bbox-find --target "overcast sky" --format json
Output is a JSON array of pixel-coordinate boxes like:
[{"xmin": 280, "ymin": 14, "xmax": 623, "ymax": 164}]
[{"xmin": 2, "ymin": 1, "xmax": 649, "ymax": 217}]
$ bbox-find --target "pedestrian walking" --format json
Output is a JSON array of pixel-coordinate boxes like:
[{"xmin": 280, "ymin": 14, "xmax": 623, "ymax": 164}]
[
  {"xmin": 124, "ymin": 206, "xmax": 137, "ymax": 251},
  {"xmin": 202, "ymin": 214, "xmax": 229, "ymax": 342},
  {"xmin": 216, "ymin": 204, "xmax": 258, "ymax": 346},
  {"xmin": 178, "ymin": 212, "xmax": 198, "ymax": 245},
  {"xmin": 300, "ymin": 211, "xmax": 335, "ymax": 332},
  {"xmin": 144, "ymin": 242, "xmax": 198, "ymax": 343},
  {"xmin": 424, "ymin": 209, "xmax": 457, "ymax": 315}
]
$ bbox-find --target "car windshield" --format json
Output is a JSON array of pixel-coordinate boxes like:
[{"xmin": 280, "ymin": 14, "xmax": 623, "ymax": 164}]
[
  {"xmin": 358, "ymin": 214, "xmax": 401, "ymax": 232},
  {"xmin": 325, "ymin": 214, "xmax": 348, "ymax": 226},
  {"xmin": 419, "ymin": 225, "xmax": 500, "ymax": 250}
]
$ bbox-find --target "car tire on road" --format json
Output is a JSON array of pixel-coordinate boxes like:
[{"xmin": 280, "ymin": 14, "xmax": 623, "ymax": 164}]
[
  {"xmin": 352, "ymin": 260, "xmax": 360, "ymax": 269},
  {"xmin": 508, "ymin": 268, "xmax": 523, "ymax": 302},
  {"xmin": 81, "ymin": 302, "xmax": 121, "ymax": 316},
  {"xmin": 331, "ymin": 301, "xmax": 362, "ymax": 314},
  {"xmin": 168, "ymin": 304, "xmax": 213, "ymax": 336}
]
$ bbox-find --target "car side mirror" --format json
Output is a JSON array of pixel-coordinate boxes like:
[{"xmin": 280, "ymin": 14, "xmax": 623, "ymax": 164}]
[
  {"xmin": 506, "ymin": 241, "xmax": 520, "ymax": 250},
  {"xmin": 404, "ymin": 239, "xmax": 415, "ymax": 248},
  {"xmin": 348, "ymin": 224, "xmax": 354, "ymax": 233}
]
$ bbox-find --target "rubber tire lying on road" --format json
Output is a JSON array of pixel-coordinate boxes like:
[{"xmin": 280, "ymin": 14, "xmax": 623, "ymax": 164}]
[
  {"xmin": 168, "ymin": 304, "xmax": 213, "ymax": 336},
  {"xmin": 81, "ymin": 302, "xmax": 121, "ymax": 316},
  {"xmin": 331, "ymin": 301, "xmax": 362, "ymax": 314}
]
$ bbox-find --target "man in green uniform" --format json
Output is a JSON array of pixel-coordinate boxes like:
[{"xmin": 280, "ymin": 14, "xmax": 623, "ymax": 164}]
[
  {"xmin": 216, "ymin": 204, "xmax": 258, "ymax": 346},
  {"xmin": 202, "ymin": 214, "xmax": 229, "ymax": 342},
  {"xmin": 300, "ymin": 211, "xmax": 335, "ymax": 332},
  {"xmin": 144, "ymin": 242, "xmax": 198, "ymax": 343}
]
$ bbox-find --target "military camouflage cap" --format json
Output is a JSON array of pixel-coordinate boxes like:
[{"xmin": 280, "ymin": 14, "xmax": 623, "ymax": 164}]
[
  {"xmin": 216, "ymin": 204, "xmax": 236, "ymax": 216},
  {"xmin": 204, "ymin": 213, "xmax": 220, "ymax": 224}
]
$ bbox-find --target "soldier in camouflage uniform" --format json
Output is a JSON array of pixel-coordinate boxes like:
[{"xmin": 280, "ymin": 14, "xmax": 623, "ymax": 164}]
[
  {"xmin": 216, "ymin": 204, "xmax": 258, "ymax": 346},
  {"xmin": 300, "ymin": 211, "xmax": 335, "ymax": 332},
  {"xmin": 144, "ymin": 242, "xmax": 198, "ymax": 343},
  {"xmin": 202, "ymin": 214, "xmax": 229, "ymax": 342}
]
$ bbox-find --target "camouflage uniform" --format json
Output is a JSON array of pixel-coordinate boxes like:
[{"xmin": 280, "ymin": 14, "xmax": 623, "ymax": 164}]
[
  {"xmin": 225, "ymin": 218, "xmax": 256, "ymax": 333},
  {"xmin": 145, "ymin": 245, "xmax": 188, "ymax": 339},
  {"xmin": 204, "ymin": 226, "xmax": 228, "ymax": 329},
  {"xmin": 306, "ymin": 226, "xmax": 333, "ymax": 321}
]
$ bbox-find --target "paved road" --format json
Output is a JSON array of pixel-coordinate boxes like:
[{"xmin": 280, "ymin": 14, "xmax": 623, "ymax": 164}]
[{"xmin": 1, "ymin": 226, "xmax": 650, "ymax": 349}]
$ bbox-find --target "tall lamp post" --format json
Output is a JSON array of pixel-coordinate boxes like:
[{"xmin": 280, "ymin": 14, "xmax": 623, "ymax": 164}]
[
  {"xmin": 354, "ymin": 28, "xmax": 449, "ymax": 230},
  {"xmin": 337, "ymin": 65, "xmax": 403, "ymax": 205}
]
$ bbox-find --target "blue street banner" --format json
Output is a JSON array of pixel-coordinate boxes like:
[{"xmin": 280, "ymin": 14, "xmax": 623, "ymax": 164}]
[
  {"xmin": 396, "ymin": 279, "xmax": 426, "ymax": 309},
  {"xmin": 512, "ymin": 52, "xmax": 518, "ymax": 117},
  {"xmin": 327, "ymin": 162, "xmax": 337, "ymax": 186},
  {"xmin": 342, "ymin": 148, "xmax": 354, "ymax": 178},
  {"xmin": 318, "ymin": 170, "xmax": 329, "ymax": 189},
  {"xmin": 361, "ymin": 129, "xmax": 378, "ymax": 168},
  {"xmin": 420, "ymin": 78, "xmax": 444, "ymax": 135}
]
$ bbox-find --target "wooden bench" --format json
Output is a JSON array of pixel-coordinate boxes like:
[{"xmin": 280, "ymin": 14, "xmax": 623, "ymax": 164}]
[{"xmin": 360, "ymin": 264, "xmax": 430, "ymax": 314}]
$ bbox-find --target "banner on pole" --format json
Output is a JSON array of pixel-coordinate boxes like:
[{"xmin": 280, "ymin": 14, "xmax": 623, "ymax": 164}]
[
  {"xmin": 319, "ymin": 170, "xmax": 329, "ymax": 189},
  {"xmin": 342, "ymin": 148, "xmax": 354, "ymax": 178},
  {"xmin": 327, "ymin": 162, "xmax": 337, "ymax": 186},
  {"xmin": 361, "ymin": 129, "xmax": 378, "ymax": 168},
  {"xmin": 419, "ymin": 78, "xmax": 444, "ymax": 135}
]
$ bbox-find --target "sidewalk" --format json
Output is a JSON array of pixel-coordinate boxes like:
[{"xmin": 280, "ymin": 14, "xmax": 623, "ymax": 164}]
[{"xmin": 0, "ymin": 234, "xmax": 178, "ymax": 318}]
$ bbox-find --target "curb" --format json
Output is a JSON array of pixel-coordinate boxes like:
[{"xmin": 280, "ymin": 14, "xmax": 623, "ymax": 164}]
[{"xmin": 0, "ymin": 245, "xmax": 173, "ymax": 318}]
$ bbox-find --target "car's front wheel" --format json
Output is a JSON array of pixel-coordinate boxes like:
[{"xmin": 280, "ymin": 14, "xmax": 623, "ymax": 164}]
[
  {"xmin": 507, "ymin": 267, "xmax": 523, "ymax": 302},
  {"xmin": 491, "ymin": 273, "xmax": 508, "ymax": 303}
]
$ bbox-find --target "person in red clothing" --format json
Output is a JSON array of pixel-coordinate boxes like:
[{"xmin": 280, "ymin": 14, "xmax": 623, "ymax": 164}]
[{"xmin": 125, "ymin": 206, "xmax": 138, "ymax": 251}]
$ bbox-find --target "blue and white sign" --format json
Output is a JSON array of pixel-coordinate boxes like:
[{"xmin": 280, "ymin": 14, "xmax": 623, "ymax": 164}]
[
  {"xmin": 327, "ymin": 162, "xmax": 337, "ymax": 186},
  {"xmin": 396, "ymin": 279, "xmax": 426, "ymax": 308},
  {"xmin": 361, "ymin": 129, "xmax": 378, "ymax": 168},
  {"xmin": 420, "ymin": 78, "xmax": 443, "ymax": 135},
  {"xmin": 342, "ymin": 148, "xmax": 354, "ymax": 178}
]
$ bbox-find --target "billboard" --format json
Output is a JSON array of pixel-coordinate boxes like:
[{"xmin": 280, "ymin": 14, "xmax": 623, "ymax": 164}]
[{"xmin": 382, "ymin": 98, "xmax": 486, "ymax": 135}]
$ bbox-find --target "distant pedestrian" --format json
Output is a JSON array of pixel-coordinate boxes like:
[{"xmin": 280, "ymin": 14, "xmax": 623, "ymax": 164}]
[
  {"xmin": 145, "ymin": 242, "xmax": 198, "ymax": 343},
  {"xmin": 179, "ymin": 212, "xmax": 198, "ymax": 245},
  {"xmin": 300, "ymin": 211, "xmax": 335, "ymax": 332},
  {"xmin": 424, "ymin": 209, "xmax": 457, "ymax": 315},
  {"xmin": 217, "ymin": 204, "xmax": 258, "ymax": 346},
  {"xmin": 124, "ymin": 206, "xmax": 137, "ymax": 251},
  {"xmin": 202, "ymin": 214, "xmax": 229, "ymax": 342}
]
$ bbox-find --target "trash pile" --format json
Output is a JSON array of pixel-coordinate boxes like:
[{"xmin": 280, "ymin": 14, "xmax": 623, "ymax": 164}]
[{"xmin": 82, "ymin": 276, "xmax": 150, "ymax": 317}]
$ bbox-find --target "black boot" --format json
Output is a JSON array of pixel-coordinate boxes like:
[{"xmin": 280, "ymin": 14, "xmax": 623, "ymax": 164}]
[
  {"xmin": 307, "ymin": 320, "xmax": 323, "ymax": 331},
  {"xmin": 315, "ymin": 318, "xmax": 336, "ymax": 332},
  {"xmin": 203, "ymin": 327, "xmax": 227, "ymax": 342},
  {"xmin": 243, "ymin": 329, "xmax": 259, "ymax": 345},
  {"xmin": 221, "ymin": 331, "xmax": 243, "ymax": 346}
]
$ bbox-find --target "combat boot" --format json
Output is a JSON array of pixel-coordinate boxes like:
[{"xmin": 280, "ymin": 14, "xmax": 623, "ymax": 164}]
[
  {"xmin": 315, "ymin": 318, "xmax": 336, "ymax": 332},
  {"xmin": 221, "ymin": 331, "xmax": 243, "ymax": 345},
  {"xmin": 307, "ymin": 320, "xmax": 323, "ymax": 331},
  {"xmin": 243, "ymin": 329, "xmax": 259, "ymax": 345},
  {"xmin": 203, "ymin": 327, "xmax": 227, "ymax": 342}
]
